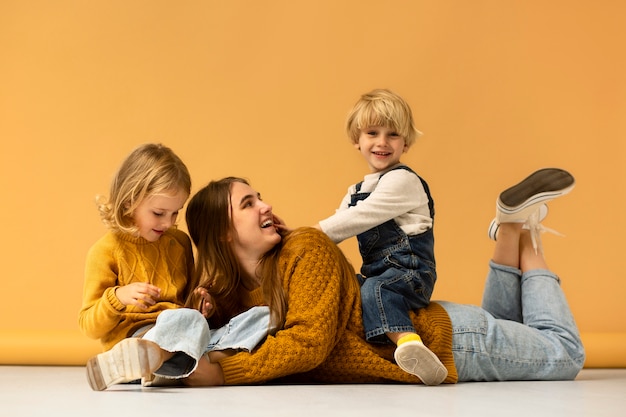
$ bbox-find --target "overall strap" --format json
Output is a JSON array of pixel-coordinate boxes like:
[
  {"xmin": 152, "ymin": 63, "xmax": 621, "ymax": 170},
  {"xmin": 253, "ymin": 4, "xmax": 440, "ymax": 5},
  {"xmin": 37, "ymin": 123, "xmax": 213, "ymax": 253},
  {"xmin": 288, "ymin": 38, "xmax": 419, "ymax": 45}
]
[{"xmin": 380, "ymin": 165, "xmax": 435, "ymax": 218}]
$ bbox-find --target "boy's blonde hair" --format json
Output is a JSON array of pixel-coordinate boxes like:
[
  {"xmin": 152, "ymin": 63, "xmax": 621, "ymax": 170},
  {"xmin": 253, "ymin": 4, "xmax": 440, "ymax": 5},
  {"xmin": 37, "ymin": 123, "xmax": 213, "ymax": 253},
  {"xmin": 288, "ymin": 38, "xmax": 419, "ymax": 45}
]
[
  {"xmin": 346, "ymin": 89, "xmax": 422, "ymax": 147},
  {"xmin": 96, "ymin": 143, "xmax": 191, "ymax": 235}
]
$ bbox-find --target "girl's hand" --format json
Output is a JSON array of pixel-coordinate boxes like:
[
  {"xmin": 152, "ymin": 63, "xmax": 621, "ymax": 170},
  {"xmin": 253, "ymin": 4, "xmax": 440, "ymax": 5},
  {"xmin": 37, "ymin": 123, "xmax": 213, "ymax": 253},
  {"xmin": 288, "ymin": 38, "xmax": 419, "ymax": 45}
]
[{"xmin": 115, "ymin": 283, "xmax": 161, "ymax": 310}]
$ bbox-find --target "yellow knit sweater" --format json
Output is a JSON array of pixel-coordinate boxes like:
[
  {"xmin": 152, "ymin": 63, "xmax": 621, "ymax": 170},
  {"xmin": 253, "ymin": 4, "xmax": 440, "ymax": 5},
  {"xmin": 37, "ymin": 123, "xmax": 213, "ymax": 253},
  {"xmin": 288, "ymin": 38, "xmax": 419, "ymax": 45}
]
[
  {"xmin": 78, "ymin": 228, "xmax": 194, "ymax": 351},
  {"xmin": 218, "ymin": 228, "xmax": 458, "ymax": 384}
]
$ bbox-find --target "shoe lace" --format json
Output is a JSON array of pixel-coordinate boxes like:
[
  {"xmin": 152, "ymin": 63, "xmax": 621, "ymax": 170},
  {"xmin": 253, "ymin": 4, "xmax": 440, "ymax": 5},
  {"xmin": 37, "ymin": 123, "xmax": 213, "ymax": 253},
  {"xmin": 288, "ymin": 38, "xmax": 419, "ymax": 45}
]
[{"xmin": 526, "ymin": 209, "xmax": 564, "ymax": 254}]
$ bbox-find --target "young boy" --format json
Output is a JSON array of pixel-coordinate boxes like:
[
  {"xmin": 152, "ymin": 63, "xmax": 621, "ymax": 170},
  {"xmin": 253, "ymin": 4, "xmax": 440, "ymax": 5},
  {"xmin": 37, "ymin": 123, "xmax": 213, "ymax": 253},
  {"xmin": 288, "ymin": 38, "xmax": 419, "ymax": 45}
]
[{"xmin": 315, "ymin": 89, "xmax": 447, "ymax": 385}]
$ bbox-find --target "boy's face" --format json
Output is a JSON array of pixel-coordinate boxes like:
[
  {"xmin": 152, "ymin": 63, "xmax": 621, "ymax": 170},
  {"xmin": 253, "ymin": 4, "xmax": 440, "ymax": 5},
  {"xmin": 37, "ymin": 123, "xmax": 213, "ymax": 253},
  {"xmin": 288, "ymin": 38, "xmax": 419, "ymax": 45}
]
[{"xmin": 355, "ymin": 125, "xmax": 408, "ymax": 173}]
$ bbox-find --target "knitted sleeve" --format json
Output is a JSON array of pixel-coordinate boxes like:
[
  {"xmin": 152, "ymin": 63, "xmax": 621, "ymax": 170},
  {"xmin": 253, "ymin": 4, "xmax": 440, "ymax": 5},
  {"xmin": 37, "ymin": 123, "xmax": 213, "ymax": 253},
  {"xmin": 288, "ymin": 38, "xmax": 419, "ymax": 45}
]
[
  {"xmin": 218, "ymin": 228, "xmax": 358, "ymax": 385},
  {"xmin": 79, "ymin": 230, "xmax": 194, "ymax": 349},
  {"xmin": 78, "ymin": 234, "xmax": 127, "ymax": 341},
  {"xmin": 319, "ymin": 169, "xmax": 428, "ymax": 243}
]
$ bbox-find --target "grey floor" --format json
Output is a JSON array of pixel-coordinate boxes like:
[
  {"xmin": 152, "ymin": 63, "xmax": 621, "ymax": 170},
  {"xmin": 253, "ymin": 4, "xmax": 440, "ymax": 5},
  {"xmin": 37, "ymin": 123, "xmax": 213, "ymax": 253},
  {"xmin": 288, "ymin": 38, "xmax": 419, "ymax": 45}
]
[{"xmin": 1, "ymin": 367, "xmax": 624, "ymax": 417}]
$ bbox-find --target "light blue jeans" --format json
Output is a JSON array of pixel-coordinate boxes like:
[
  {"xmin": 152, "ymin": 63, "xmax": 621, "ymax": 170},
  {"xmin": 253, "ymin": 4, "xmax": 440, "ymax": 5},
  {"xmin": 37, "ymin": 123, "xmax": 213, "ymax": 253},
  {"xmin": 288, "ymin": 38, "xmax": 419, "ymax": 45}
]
[
  {"xmin": 439, "ymin": 261, "xmax": 585, "ymax": 381},
  {"xmin": 138, "ymin": 306, "xmax": 271, "ymax": 379}
]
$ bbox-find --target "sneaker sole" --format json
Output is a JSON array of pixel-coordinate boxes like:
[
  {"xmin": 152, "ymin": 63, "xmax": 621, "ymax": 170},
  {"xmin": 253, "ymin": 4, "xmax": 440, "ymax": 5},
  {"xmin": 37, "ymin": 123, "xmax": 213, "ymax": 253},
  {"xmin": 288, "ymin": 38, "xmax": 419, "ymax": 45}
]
[
  {"xmin": 86, "ymin": 338, "xmax": 164, "ymax": 391},
  {"xmin": 498, "ymin": 168, "xmax": 575, "ymax": 214},
  {"xmin": 394, "ymin": 341, "xmax": 448, "ymax": 386}
]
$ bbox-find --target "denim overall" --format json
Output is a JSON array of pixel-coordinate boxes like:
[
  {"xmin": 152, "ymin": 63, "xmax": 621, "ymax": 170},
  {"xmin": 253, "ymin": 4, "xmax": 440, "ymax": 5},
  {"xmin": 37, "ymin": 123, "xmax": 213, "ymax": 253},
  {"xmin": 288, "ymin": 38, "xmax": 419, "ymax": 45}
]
[{"xmin": 352, "ymin": 165, "xmax": 437, "ymax": 343}]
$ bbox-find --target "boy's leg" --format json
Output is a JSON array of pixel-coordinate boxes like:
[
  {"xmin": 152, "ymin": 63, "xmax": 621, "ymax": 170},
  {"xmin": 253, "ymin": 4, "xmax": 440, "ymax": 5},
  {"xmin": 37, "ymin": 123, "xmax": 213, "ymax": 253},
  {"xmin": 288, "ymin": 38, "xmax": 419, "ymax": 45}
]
[
  {"xmin": 360, "ymin": 269, "xmax": 447, "ymax": 385},
  {"xmin": 360, "ymin": 269, "xmax": 424, "ymax": 342},
  {"xmin": 393, "ymin": 333, "xmax": 448, "ymax": 385}
]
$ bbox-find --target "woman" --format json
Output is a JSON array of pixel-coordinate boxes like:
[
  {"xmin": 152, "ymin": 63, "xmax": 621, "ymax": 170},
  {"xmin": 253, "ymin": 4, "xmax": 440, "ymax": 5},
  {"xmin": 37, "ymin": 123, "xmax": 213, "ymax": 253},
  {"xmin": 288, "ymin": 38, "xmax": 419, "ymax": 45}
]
[{"xmin": 183, "ymin": 169, "xmax": 585, "ymax": 386}]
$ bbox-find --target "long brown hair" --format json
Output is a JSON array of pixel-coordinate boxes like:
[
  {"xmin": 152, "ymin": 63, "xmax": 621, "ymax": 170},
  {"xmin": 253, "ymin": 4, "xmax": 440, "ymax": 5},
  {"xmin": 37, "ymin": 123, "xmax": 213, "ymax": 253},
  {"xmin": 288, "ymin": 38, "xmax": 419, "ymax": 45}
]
[{"xmin": 185, "ymin": 177, "xmax": 287, "ymax": 330}]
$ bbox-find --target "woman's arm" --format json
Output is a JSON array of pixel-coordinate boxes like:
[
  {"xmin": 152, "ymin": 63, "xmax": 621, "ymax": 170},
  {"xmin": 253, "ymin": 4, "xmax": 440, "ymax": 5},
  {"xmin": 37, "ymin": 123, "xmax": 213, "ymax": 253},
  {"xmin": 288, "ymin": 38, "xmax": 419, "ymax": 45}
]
[{"xmin": 187, "ymin": 228, "xmax": 358, "ymax": 386}]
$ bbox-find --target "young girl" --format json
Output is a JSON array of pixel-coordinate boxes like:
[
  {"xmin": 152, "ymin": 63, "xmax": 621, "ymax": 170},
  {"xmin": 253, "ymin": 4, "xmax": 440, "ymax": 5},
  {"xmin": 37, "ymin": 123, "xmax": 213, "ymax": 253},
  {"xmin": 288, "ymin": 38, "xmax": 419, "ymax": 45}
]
[{"xmin": 80, "ymin": 144, "xmax": 272, "ymax": 391}]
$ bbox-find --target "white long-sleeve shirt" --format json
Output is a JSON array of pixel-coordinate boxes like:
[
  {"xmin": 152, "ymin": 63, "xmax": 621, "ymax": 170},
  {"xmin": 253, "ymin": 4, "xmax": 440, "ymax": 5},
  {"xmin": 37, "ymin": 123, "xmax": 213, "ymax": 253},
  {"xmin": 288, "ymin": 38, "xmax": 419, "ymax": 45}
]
[{"xmin": 319, "ymin": 165, "xmax": 433, "ymax": 244}]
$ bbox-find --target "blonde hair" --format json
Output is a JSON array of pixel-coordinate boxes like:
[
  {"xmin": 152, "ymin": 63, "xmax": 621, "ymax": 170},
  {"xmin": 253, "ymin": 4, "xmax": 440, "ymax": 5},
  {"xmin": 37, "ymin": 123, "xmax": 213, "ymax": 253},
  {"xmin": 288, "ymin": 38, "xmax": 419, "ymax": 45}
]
[
  {"xmin": 96, "ymin": 143, "xmax": 191, "ymax": 235},
  {"xmin": 346, "ymin": 89, "xmax": 422, "ymax": 147}
]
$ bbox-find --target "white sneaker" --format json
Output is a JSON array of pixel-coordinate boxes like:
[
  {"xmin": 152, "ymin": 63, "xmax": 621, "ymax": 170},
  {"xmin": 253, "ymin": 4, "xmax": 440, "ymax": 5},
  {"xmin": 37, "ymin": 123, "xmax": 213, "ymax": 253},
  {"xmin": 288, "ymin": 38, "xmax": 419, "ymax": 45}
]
[
  {"xmin": 394, "ymin": 341, "xmax": 448, "ymax": 386},
  {"xmin": 496, "ymin": 168, "xmax": 575, "ymax": 223},
  {"xmin": 491, "ymin": 168, "xmax": 574, "ymax": 253},
  {"xmin": 86, "ymin": 338, "xmax": 165, "ymax": 391},
  {"xmin": 488, "ymin": 204, "xmax": 549, "ymax": 241}
]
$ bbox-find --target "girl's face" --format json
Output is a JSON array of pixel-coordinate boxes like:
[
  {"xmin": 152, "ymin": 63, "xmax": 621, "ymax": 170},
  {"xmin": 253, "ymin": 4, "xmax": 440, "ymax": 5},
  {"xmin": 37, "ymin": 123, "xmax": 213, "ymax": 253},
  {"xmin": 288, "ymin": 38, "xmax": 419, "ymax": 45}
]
[
  {"xmin": 133, "ymin": 189, "xmax": 188, "ymax": 242},
  {"xmin": 228, "ymin": 181, "xmax": 282, "ymax": 262},
  {"xmin": 355, "ymin": 125, "xmax": 408, "ymax": 173}
]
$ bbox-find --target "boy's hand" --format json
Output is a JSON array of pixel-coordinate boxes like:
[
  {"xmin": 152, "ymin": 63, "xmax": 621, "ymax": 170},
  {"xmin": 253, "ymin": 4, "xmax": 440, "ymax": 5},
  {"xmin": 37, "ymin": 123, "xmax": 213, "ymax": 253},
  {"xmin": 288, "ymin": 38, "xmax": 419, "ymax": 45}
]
[{"xmin": 273, "ymin": 213, "xmax": 291, "ymax": 235}]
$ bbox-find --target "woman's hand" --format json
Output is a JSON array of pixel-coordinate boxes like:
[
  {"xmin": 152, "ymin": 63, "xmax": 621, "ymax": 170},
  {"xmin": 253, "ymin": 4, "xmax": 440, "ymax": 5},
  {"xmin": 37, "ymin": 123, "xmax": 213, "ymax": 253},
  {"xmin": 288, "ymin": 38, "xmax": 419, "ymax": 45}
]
[
  {"xmin": 191, "ymin": 286, "xmax": 215, "ymax": 318},
  {"xmin": 114, "ymin": 283, "xmax": 161, "ymax": 310},
  {"xmin": 183, "ymin": 355, "xmax": 225, "ymax": 387}
]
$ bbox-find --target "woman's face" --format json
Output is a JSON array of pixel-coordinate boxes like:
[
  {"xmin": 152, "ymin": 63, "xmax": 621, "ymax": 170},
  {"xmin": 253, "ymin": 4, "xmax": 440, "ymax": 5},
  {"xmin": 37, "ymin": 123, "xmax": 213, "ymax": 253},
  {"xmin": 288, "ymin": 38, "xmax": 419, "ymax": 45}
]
[{"xmin": 228, "ymin": 181, "xmax": 282, "ymax": 261}]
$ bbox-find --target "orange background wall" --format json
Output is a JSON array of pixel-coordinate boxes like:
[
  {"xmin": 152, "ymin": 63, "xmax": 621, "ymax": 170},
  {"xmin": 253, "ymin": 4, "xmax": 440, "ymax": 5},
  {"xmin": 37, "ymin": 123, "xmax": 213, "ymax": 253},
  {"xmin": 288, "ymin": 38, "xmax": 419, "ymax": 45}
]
[{"xmin": 1, "ymin": 1, "xmax": 624, "ymax": 367}]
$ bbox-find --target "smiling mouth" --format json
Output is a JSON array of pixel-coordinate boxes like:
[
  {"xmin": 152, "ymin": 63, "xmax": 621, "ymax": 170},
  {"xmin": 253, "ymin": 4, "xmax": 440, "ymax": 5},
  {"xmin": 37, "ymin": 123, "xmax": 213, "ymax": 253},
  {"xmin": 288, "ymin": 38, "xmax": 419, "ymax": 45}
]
[
  {"xmin": 261, "ymin": 220, "xmax": 274, "ymax": 228},
  {"xmin": 373, "ymin": 151, "xmax": 391, "ymax": 156}
]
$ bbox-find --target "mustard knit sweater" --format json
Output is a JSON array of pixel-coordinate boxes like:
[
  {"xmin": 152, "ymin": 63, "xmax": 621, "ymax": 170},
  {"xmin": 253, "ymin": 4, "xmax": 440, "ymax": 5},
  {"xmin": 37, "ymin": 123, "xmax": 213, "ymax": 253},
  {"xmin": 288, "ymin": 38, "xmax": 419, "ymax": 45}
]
[
  {"xmin": 218, "ymin": 228, "xmax": 458, "ymax": 384},
  {"xmin": 79, "ymin": 228, "xmax": 194, "ymax": 351}
]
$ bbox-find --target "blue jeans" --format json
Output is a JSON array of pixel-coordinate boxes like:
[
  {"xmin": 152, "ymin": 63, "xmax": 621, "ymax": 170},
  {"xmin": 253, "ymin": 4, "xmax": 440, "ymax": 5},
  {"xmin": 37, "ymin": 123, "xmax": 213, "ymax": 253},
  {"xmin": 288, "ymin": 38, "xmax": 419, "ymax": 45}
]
[
  {"xmin": 207, "ymin": 306, "xmax": 273, "ymax": 351},
  {"xmin": 138, "ymin": 306, "xmax": 271, "ymax": 379},
  {"xmin": 359, "ymin": 261, "xmax": 435, "ymax": 342},
  {"xmin": 439, "ymin": 261, "xmax": 585, "ymax": 381},
  {"xmin": 351, "ymin": 165, "xmax": 437, "ymax": 343}
]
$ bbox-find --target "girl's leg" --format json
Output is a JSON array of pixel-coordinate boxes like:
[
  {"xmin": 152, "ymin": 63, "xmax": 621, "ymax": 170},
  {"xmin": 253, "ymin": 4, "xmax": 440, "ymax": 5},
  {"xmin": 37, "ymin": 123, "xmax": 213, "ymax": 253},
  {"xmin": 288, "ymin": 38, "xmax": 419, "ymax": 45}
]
[
  {"xmin": 142, "ymin": 308, "xmax": 211, "ymax": 379},
  {"xmin": 86, "ymin": 337, "xmax": 167, "ymax": 391},
  {"xmin": 86, "ymin": 309, "xmax": 211, "ymax": 390}
]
